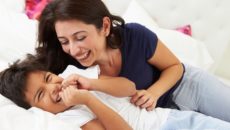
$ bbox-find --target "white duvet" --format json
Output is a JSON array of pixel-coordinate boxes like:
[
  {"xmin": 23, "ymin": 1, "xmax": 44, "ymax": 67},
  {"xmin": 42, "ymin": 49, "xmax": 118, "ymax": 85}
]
[{"xmin": 0, "ymin": 0, "xmax": 215, "ymax": 129}]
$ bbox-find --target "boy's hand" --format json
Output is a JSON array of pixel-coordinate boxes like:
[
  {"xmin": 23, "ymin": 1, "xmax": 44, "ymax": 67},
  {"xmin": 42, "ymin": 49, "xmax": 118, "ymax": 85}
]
[
  {"xmin": 61, "ymin": 74, "xmax": 92, "ymax": 90},
  {"xmin": 59, "ymin": 86, "xmax": 92, "ymax": 107},
  {"xmin": 130, "ymin": 90, "xmax": 159, "ymax": 111}
]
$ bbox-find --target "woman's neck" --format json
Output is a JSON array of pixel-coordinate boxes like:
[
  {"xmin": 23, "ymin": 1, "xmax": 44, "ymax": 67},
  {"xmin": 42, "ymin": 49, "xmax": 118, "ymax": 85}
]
[{"xmin": 97, "ymin": 48, "xmax": 122, "ymax": 76}]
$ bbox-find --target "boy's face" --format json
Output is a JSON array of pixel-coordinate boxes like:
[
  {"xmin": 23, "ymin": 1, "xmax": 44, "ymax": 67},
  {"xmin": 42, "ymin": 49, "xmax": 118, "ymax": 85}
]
[{"xmin": 25, "ymin": 71, "xmax": 69, "ymax": 114}]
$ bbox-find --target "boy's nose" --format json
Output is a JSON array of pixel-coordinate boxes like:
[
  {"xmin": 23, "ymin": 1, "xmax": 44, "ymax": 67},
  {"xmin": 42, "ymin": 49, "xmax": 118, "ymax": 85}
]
[{"xmin": 50, "ymin": 85, "xmax": 62, "ymax": 102}]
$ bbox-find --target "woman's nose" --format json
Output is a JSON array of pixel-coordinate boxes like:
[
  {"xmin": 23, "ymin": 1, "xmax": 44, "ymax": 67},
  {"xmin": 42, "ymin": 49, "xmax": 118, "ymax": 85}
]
[{"xmin": 69, "ymin": 43, "xmax": 81, "ymax": 57}]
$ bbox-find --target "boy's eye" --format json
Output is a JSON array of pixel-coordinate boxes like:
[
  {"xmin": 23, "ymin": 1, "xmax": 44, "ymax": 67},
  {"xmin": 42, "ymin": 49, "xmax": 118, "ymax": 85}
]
[
  {"xmin": 35, "ymin": 88, "xmax": 44, "ymax": 102},
  {"xmin": 38, "ymin": 91, "xmax": 43, "ymax": 101},
  {"xmin": 45, "ymin": 73, "xmax": 52, "ymax": 83}
]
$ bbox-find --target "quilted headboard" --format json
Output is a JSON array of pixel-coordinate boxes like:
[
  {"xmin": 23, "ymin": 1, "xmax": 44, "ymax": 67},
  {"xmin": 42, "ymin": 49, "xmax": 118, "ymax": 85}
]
[{"xmin": 104, "ymin": 0, "xmax": 230, "ymax": 78}]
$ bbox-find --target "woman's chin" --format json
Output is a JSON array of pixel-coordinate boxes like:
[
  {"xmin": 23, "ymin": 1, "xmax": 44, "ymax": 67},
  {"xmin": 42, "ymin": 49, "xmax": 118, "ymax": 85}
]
[{"xmin": 79, "ymin": 61, "xmax": 94, "ymax": 67}]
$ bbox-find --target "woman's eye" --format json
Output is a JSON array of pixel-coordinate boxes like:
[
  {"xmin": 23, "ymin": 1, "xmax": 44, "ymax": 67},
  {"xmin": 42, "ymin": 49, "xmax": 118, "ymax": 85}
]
[
  {"xmin": 60, "ymin": 41, "xmax": 68, "ymax": 45},
  {"xmin": 76, "ymin": 36, "xmax": 86, "ymax": 41}
]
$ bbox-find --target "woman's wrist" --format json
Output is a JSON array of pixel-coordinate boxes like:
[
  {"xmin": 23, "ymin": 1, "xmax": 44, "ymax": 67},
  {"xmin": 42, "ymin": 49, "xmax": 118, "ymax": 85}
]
[
  {"xmin": 88, "ymin": 79, "xmax": 97, "ymax": 90},
  {"xmin": 147, "ymin": 87, "xmax": 163, "ymax": 99},
  {"xmin": 84, "ymin": 93, "xmax": 96, "ymax": 105}
]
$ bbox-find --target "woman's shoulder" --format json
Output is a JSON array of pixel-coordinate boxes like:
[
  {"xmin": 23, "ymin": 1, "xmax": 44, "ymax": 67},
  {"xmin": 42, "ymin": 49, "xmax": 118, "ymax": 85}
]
[
  {"xmin": 124, "ymin": 22, "xmax": 147, "ymax": 30},
  {"xmin": 124, "ymin": 22, "xmax": 156, "ymax": 36}
]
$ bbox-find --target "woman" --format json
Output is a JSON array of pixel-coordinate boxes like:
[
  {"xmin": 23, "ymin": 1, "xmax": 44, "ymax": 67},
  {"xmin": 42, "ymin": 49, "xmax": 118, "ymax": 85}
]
[{"xmin": 36, "ymin": 0, "xmax": 230, "ymax": 122}]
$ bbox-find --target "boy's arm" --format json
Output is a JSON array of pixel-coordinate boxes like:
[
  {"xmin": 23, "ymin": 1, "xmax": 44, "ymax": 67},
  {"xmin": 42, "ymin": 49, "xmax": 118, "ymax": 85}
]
[
  {"xmin": 81, "ymin": 119, "xmax": 104, "ymax": 130},
  {"xmin": 90, "ymin": 75, "xmax": 136, "ymax": 97},
  {"xmin": 60, "ymin": 86, "xmax": 132, "ymax": 130},
  {"xmin": 81, "ymin": 95, "xmax": 132, "ymax": 130}
]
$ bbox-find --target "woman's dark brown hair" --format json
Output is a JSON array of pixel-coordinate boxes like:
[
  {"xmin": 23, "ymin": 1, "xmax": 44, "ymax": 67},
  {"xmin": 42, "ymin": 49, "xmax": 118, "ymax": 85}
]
[{"xmin": 37, "ymin": 0, "xmax": 125, "ymax": 74}]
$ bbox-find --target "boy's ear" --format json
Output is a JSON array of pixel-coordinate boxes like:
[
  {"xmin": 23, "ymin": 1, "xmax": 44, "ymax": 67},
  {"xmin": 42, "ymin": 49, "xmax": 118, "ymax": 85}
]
[{"xmin": 102, "ymin": 16, "xmax": 111, "ymax": 36}]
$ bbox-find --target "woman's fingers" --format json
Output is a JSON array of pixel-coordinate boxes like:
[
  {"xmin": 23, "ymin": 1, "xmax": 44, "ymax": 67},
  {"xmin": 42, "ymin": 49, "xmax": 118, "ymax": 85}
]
[
  {"xmin": 60, "ymin": 85, "xmax": 77, "ymax": 106},
  {"xmin": 130, "ymin": 90, "xmax": 144, "ymax": 103},
  {"xmin": 135, "ymin": 93, "xmax": 149, "ymax": 106},
  {"xmin": 130, "ymin": 90, "xmax": 158, "ymax": 111},
  {"xmin": 61, "ymin": 74, "xmax": 79, "ymax": 89}
]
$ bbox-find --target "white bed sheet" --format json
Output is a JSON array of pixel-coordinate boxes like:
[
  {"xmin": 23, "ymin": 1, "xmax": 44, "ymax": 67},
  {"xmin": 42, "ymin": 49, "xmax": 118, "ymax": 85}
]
[
  {"xmin": 0, "ymin": 0, "xmax": 229, "ymax": 129},
  {"xmin": 0, "ymin": 94, "xmax": 80, "ymax": 130}
]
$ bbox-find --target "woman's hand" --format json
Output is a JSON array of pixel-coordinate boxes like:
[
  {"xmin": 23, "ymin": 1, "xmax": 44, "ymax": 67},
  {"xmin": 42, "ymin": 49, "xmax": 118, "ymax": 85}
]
[
  {"xmin": 59, "ymin": 85, "xmax": 92, "ymax": 107},
  {"xmin": 130, "ymin": 90, "xmax": 159, "ymax": 111},
  {"xmin": 61, "ymin": 74, "xmax": 92, "ymax": 90}
]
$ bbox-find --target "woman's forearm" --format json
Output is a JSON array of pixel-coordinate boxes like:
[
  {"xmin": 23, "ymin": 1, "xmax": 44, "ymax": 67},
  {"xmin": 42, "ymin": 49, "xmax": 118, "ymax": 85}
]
[
  {"xmin": 147, "ymin": 63, "xmax": 184, "ymax": 97},
  {"xmin": 90, "ymin": 76, "xmax": 136, "ymax": 97}
]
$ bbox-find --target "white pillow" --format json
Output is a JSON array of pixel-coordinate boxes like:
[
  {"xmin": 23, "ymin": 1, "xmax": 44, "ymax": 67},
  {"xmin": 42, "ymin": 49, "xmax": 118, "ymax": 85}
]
[
  {"xmin": 0, "ymin": 5, "xmax": 37, "ymax": 71},
  {"xmin": 103, "ymin": 0, "xmax": 132, "ymax": 15},
  {"xmin": 122, "ymin": 0, "xmax": 159, "ymax": 29},
  {"xmin": 0, "ymin": 94, "xmax": 81, "ymax": 130},
  {"xmin": 122, "ymin": 0, "xmax": 214, "ymax": 70},
  {"xmin": 154, "ymin": 28, "xmax": 214, "ymax": 69},
  {"xmin": 0, "ymin": 0, "xmax": 25, "ymax": 13}
]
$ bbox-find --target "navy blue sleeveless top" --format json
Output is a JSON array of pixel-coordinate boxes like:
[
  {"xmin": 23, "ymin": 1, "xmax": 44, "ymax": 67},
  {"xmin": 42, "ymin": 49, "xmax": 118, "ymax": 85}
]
[{"xmin": 119, "ymin": 23, "xmax": 182, "ymax": 107}]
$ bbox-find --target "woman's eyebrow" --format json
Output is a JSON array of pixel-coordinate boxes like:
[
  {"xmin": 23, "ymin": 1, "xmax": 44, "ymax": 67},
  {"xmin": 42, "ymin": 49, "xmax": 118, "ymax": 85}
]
[
  {"xmin": 57, "ymin": 31, "xmax": 86, "ymax": 39},
  {"xmin": 71, "ymin": 31, "xmax": 86, "ymax": 36}
]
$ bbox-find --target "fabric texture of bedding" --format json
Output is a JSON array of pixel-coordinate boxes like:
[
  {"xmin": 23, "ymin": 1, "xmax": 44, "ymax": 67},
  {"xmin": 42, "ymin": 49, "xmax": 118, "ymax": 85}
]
[
  {"xmin": 0, "ymin": 0, "xmax": 223, "ymax": 129},
  {"xmin": 122, "ymin": 0, "xmax": 214, "ymax": 70},
  {"xmin": 0, "ymin": 3, "xmax": 37, "ymax": 71},
  {"xmin": 0, "ymin": 94, "xmax": 80, "ymax": 130}
]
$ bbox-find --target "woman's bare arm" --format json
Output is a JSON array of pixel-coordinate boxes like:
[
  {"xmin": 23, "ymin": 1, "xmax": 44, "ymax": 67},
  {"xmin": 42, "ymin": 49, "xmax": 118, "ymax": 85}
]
[{"xmin": 90, "ymin": 76, "xmax": 136, "ymax": 97}]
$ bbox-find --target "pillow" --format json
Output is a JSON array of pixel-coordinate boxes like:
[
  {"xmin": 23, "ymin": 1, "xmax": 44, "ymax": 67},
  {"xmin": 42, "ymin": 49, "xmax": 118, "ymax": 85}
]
[
  {"xmin": 0, "ymin": 95, "xmax": 79, "ymax": 130},
  {"xmin": 122, "ymin": 0, "xmax": 214, "ymax": 70},
  {"xmin": 0, "ymin": 0, "xmax": 25, "ymax": 13},
  {"xmin": 154, "ymin": 28, "xmax": 214, "ymax": 69},
  {"xmin": 103, "ymin": 0, "xmax": 132, "ymax": 16},
  {"xmin": 122, "ymin": 0, "xmax": 159, "ymax": 29},
  {"xmin": 0, "ymin": 85, "xmax": 81, "ymax": 130},
  {"xmin": 0, "ymin": 5, "xmax": 37, "ymax": 71}
]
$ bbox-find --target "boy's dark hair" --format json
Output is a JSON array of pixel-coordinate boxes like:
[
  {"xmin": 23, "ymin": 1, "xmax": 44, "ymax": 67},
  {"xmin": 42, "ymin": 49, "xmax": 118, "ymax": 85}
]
[{"xmin": 0, "ymin": 54, "xmax": 47, "ymax": 109}]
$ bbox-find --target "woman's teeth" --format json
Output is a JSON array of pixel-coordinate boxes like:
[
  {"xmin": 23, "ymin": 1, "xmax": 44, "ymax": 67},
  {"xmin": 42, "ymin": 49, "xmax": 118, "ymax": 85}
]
[{"xmin": 77, "ymin": 51, "xmax": 90, "ymax": 60}]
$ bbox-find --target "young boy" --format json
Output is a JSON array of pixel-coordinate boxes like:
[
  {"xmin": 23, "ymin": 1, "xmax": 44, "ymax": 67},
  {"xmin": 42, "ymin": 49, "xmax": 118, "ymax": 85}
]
[{"xmin": 1, "ymin": 56, "xmax": 230, "ymax": 130}]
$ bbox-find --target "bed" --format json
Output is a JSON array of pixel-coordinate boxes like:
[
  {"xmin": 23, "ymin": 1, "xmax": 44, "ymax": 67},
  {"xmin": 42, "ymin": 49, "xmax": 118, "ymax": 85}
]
[{"xmin": 0, "ymin": 0, "xmax": 230, "ymax": 129}]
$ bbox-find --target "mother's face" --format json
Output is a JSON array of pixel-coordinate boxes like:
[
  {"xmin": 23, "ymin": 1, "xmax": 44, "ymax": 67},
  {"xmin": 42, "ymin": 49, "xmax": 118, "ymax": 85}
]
[{"xmin": 55, "ymin": 19, "xmax": 110, "ymax": 67}]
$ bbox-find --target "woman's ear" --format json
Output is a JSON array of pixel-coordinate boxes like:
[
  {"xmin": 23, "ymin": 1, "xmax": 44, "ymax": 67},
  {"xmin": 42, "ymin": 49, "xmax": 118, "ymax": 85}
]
[{"xmin": 102, "ymin": 16, "xmax": 111, "ymax": 36}]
